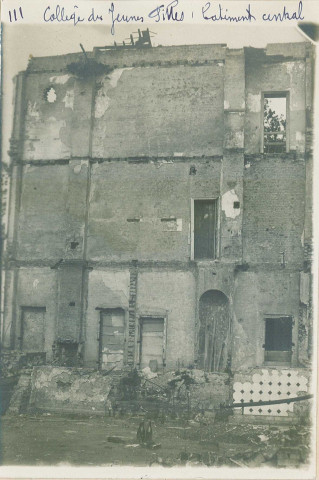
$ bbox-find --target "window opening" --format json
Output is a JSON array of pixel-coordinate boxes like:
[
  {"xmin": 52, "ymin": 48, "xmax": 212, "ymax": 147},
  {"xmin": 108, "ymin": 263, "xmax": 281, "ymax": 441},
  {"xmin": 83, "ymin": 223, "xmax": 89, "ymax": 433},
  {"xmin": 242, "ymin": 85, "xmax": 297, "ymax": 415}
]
[
  {"xmin": 264, "ymin": 316, "xmax": 292, "ymax": 364},
  {"xmin": 194, "ymin": 199, "xmax": 217, "ymax": 259},
  {"xmin": 263, "ymin": 93, "xmax": 287, "ymax": 153}
]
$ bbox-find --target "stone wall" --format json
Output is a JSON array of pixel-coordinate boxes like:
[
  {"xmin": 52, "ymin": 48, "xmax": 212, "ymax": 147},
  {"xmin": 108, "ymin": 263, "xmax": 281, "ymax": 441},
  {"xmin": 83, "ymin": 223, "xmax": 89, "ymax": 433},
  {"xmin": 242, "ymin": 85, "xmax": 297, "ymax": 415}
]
[
  {"xmin": 29, "ymin": 367, "xmax": 113, "ymax": 415},
  {"xmin": 24, "ymin": 366, "xmax": 231, "ymax": 415}
]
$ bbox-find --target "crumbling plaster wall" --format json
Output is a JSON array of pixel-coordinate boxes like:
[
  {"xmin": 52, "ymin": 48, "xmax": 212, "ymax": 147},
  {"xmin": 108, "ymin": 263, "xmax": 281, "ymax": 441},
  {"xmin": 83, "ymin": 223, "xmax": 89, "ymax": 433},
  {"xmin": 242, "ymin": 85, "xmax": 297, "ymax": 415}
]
[
  {"xmin": 29, "ymin": 367, "xmax": 113, "ymax": 414},
  {"xmin": 221, "ymin": 51, "xmax": 245, "ymax": 262},
  {"xmin": 220, "ymin": 153, "xmax": 244, "ymax": 261},
  {"xmin": 92, "ymin": 63, "xmax": 224, "ymax": 157},
  {"xmin": 22, "ymin": 45, "xmax": 227, "ymax": 161},
  {"xmin": 22, "ymin": 73, "xmax": 94, "ymax": 160},
  {"xmin": 22, "ymin": 73, "xmax": 73, "ymax": 160}
]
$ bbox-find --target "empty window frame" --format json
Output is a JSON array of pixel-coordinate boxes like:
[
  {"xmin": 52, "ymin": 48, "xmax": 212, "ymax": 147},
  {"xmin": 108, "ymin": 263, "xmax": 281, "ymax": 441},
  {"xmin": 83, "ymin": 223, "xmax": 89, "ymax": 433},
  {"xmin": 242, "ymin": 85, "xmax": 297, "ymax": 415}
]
[
  {"xmin": 192, "ymin": 199, "xmax": 218, "ymax": 260},
  {"xmin": 264, "ymin": 316, "xmax": 293, "ymax": 364},
  {"xmin": 263, "ymin": 93, "xmax": 288, "ymax": 154}
]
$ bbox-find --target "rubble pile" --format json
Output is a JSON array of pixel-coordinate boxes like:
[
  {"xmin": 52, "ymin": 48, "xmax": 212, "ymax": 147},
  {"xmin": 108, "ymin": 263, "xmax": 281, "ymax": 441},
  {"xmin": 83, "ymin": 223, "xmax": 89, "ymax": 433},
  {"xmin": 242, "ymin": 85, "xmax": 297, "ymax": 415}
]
[
  {"xmin": 138, "ymin": 368, "xmax": 230, "ymax": 413},
  {"xmin": 171, "ymin": 421, "xmax": 312, "ymax": 468}
]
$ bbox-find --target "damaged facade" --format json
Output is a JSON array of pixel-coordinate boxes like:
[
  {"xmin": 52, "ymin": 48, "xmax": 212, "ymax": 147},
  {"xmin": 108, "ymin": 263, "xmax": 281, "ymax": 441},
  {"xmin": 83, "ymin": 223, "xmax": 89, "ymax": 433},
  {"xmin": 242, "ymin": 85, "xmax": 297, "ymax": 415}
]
[{"xmin": 2, "ymin": 40, "xmax": 314, "ymax": 381}]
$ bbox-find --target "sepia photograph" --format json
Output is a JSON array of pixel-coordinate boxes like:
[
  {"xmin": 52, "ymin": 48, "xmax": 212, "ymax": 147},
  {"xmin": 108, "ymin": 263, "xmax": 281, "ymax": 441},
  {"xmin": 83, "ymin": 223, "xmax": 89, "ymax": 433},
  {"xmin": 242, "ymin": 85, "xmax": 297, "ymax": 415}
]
[{"xmin": 0, "ymin": 2, "xmax": 318, "ymax": 477}]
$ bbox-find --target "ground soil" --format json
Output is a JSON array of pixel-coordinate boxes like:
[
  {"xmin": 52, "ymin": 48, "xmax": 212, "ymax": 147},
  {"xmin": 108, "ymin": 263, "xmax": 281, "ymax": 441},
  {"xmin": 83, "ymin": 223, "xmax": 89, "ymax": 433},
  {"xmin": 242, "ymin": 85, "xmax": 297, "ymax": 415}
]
[{"xmin": 0, "ymin": 413, "xmax": 311, "ymax": 467}]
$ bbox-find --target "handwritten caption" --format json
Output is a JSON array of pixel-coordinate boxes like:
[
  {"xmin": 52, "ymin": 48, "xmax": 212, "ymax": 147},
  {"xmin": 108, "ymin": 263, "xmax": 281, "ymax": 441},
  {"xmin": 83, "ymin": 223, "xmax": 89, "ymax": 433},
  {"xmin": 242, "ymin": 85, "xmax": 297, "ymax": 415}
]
[{"xmin": 12, "ymin": 0, "xmax": 305, "ymax": 33}]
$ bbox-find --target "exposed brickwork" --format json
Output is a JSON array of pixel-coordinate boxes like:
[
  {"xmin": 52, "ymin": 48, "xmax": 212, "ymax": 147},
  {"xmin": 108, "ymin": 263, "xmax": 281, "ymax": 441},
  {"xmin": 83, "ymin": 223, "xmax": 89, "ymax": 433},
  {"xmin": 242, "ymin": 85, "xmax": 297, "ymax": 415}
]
[{"xmin": 243, "ymin": 156, "xmax": 305, "ymax": 267}]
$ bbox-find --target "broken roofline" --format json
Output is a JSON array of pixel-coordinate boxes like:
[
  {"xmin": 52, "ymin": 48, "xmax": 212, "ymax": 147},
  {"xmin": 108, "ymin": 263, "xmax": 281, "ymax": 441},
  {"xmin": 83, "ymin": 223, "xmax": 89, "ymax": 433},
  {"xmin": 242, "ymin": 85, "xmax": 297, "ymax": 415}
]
[{"xmin": 25, "ymin": 41, "xmax": 312, "ymax": 74}]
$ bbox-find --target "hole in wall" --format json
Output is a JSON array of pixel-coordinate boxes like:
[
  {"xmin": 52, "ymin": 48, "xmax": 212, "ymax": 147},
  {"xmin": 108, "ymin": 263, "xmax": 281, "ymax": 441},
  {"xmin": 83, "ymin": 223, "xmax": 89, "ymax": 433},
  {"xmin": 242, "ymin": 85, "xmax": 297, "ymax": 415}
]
[
  {"xmin": 44, "ymin": 86, "xmax": 57, "ymax": 103},
  {"xmin": 69, "ymin": 302, "xmax": 75, "ymax": 307},
  {"xmin": 70, "ymin": 241, "xmax": 79, "ymax": 250}
]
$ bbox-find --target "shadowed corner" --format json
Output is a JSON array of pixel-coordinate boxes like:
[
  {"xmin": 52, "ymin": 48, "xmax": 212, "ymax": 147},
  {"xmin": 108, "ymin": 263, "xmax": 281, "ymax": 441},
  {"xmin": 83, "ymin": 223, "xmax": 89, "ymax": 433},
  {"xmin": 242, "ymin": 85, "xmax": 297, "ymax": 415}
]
[{"xmin": 297, "ymin": 22, "xmax": 319, "ymax": 43}]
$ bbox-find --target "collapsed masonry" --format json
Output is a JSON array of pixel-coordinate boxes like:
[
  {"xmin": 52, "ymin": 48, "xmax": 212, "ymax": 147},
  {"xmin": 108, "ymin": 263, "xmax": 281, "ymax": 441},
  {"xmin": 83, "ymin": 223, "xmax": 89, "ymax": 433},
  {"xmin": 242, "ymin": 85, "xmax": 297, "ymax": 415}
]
[
  {"xmin": 1, "ymin": 38, "xmax": 314, "ymax": 418},
  {"xmin": 5, "ymin": 365, "xmax": 311, "ymax": 426}
]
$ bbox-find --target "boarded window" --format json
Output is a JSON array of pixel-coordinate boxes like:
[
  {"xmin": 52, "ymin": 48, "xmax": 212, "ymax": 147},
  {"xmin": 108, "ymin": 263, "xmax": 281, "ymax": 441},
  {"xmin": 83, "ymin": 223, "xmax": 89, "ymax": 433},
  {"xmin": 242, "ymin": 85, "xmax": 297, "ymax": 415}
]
[
  {"xmin": 20, "ymin": 307, "xmax": 45, "ymax": 352},
  {"xmin": 263, "ymin": 93, "xmax": 287, "ymax": 153},
  {"xmin": 264, "ymin": 317, "xmax": 292, "ymax": 364},
  {"xmin": 139, "ymin": 317, "xmax": 164, "ymax": 372},
  {"xmin": 99, "ymin": 309, "xmax": 125, "ymax": 370},
  {"xmin": 194, "ymin": 199, "xmax": 217, "ymax": 259}
]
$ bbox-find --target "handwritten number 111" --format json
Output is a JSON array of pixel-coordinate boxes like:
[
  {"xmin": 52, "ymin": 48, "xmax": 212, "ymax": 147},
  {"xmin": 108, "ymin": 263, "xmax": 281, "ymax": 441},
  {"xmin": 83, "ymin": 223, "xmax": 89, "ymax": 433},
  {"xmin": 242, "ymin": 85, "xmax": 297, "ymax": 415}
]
[{"xmin": 9, "ymin": 7, "xmax": 23, "ymax": 22}]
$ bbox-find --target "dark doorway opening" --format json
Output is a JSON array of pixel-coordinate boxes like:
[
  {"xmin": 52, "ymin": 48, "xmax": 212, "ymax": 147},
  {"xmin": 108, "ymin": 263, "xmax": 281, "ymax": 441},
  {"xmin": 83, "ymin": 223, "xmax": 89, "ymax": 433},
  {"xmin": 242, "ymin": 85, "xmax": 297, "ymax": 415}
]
[
  {"xmin": 194, "ymin": 199, "xmax": 217, "ymax": 259},
  {"xmin": 264, "ymin": 316, "xmax": 293, "ymax": 364}
]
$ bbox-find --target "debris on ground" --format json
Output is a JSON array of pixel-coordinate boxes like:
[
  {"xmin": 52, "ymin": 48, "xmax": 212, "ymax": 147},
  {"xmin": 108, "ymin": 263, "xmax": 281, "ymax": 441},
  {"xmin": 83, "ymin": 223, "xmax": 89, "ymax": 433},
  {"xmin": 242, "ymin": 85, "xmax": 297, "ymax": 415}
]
[{"xmin": 1, "ymin": 410, "xmax": 312, "ymax": 468}]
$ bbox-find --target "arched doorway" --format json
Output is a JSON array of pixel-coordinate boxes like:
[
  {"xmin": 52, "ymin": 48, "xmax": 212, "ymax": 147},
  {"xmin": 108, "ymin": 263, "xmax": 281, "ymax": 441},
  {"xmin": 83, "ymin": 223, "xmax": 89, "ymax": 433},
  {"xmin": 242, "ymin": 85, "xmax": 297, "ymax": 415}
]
[{"xmin": 198, "ymin": 290, "xmax": 230, "ymax": 372}]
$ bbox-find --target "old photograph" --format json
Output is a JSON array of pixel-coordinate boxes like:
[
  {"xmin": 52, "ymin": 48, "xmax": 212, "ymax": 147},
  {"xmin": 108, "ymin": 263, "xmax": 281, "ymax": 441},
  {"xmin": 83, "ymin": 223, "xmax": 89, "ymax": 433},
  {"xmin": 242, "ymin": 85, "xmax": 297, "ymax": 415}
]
[{"xmin": 0, "ymin": 2, "xmax": 317, "ymax": 477}]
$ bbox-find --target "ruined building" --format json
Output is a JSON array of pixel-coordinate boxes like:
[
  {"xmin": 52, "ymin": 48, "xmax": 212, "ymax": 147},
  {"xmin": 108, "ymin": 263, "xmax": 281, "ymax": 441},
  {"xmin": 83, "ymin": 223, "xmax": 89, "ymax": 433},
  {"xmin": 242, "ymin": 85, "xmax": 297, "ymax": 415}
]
[{"xmin": 2, "ymin": 40, "xmax": 314, "ymax": 377}]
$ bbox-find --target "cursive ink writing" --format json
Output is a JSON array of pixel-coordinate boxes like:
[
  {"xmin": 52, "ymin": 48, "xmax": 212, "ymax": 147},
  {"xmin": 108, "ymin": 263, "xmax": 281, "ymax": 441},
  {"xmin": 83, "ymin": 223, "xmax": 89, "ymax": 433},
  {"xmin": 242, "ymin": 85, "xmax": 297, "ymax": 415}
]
[
  {"xmin": 148, "ymin": 0, "xmax": 184, "ymax": 23},
  {"xmin": 262, "ymin": 1, "xmax": 304, "ymax": 22},
  {"xmin": 88, "ymin": 8, "xmax": 103, "ymax": 22},
  {"xmin": 202, "ymin": 2, "xmax": 256, "ymax": 22},
  {"xmin": 109, "ymin": 2, "xmax": 144, "ymax": 35},
  {"xmin": 43, "ymin": 5, "xmax": 84, "ymax": 26},
  {"xmin": 42, "ymin": 1, "xmax": 306, "ymax": 30}
]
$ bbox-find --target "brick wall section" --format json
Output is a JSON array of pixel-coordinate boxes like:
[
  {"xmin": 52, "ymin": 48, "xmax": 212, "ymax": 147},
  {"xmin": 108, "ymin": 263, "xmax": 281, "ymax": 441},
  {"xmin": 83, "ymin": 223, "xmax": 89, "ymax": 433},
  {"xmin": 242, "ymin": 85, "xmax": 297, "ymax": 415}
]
[
  {"xmin": 17, "ymin": 160, "xmax": 88, "ymax": 261},
  {"xmin": 243, "ymin": 155, "xmax": 305, "ymax": 267}
]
